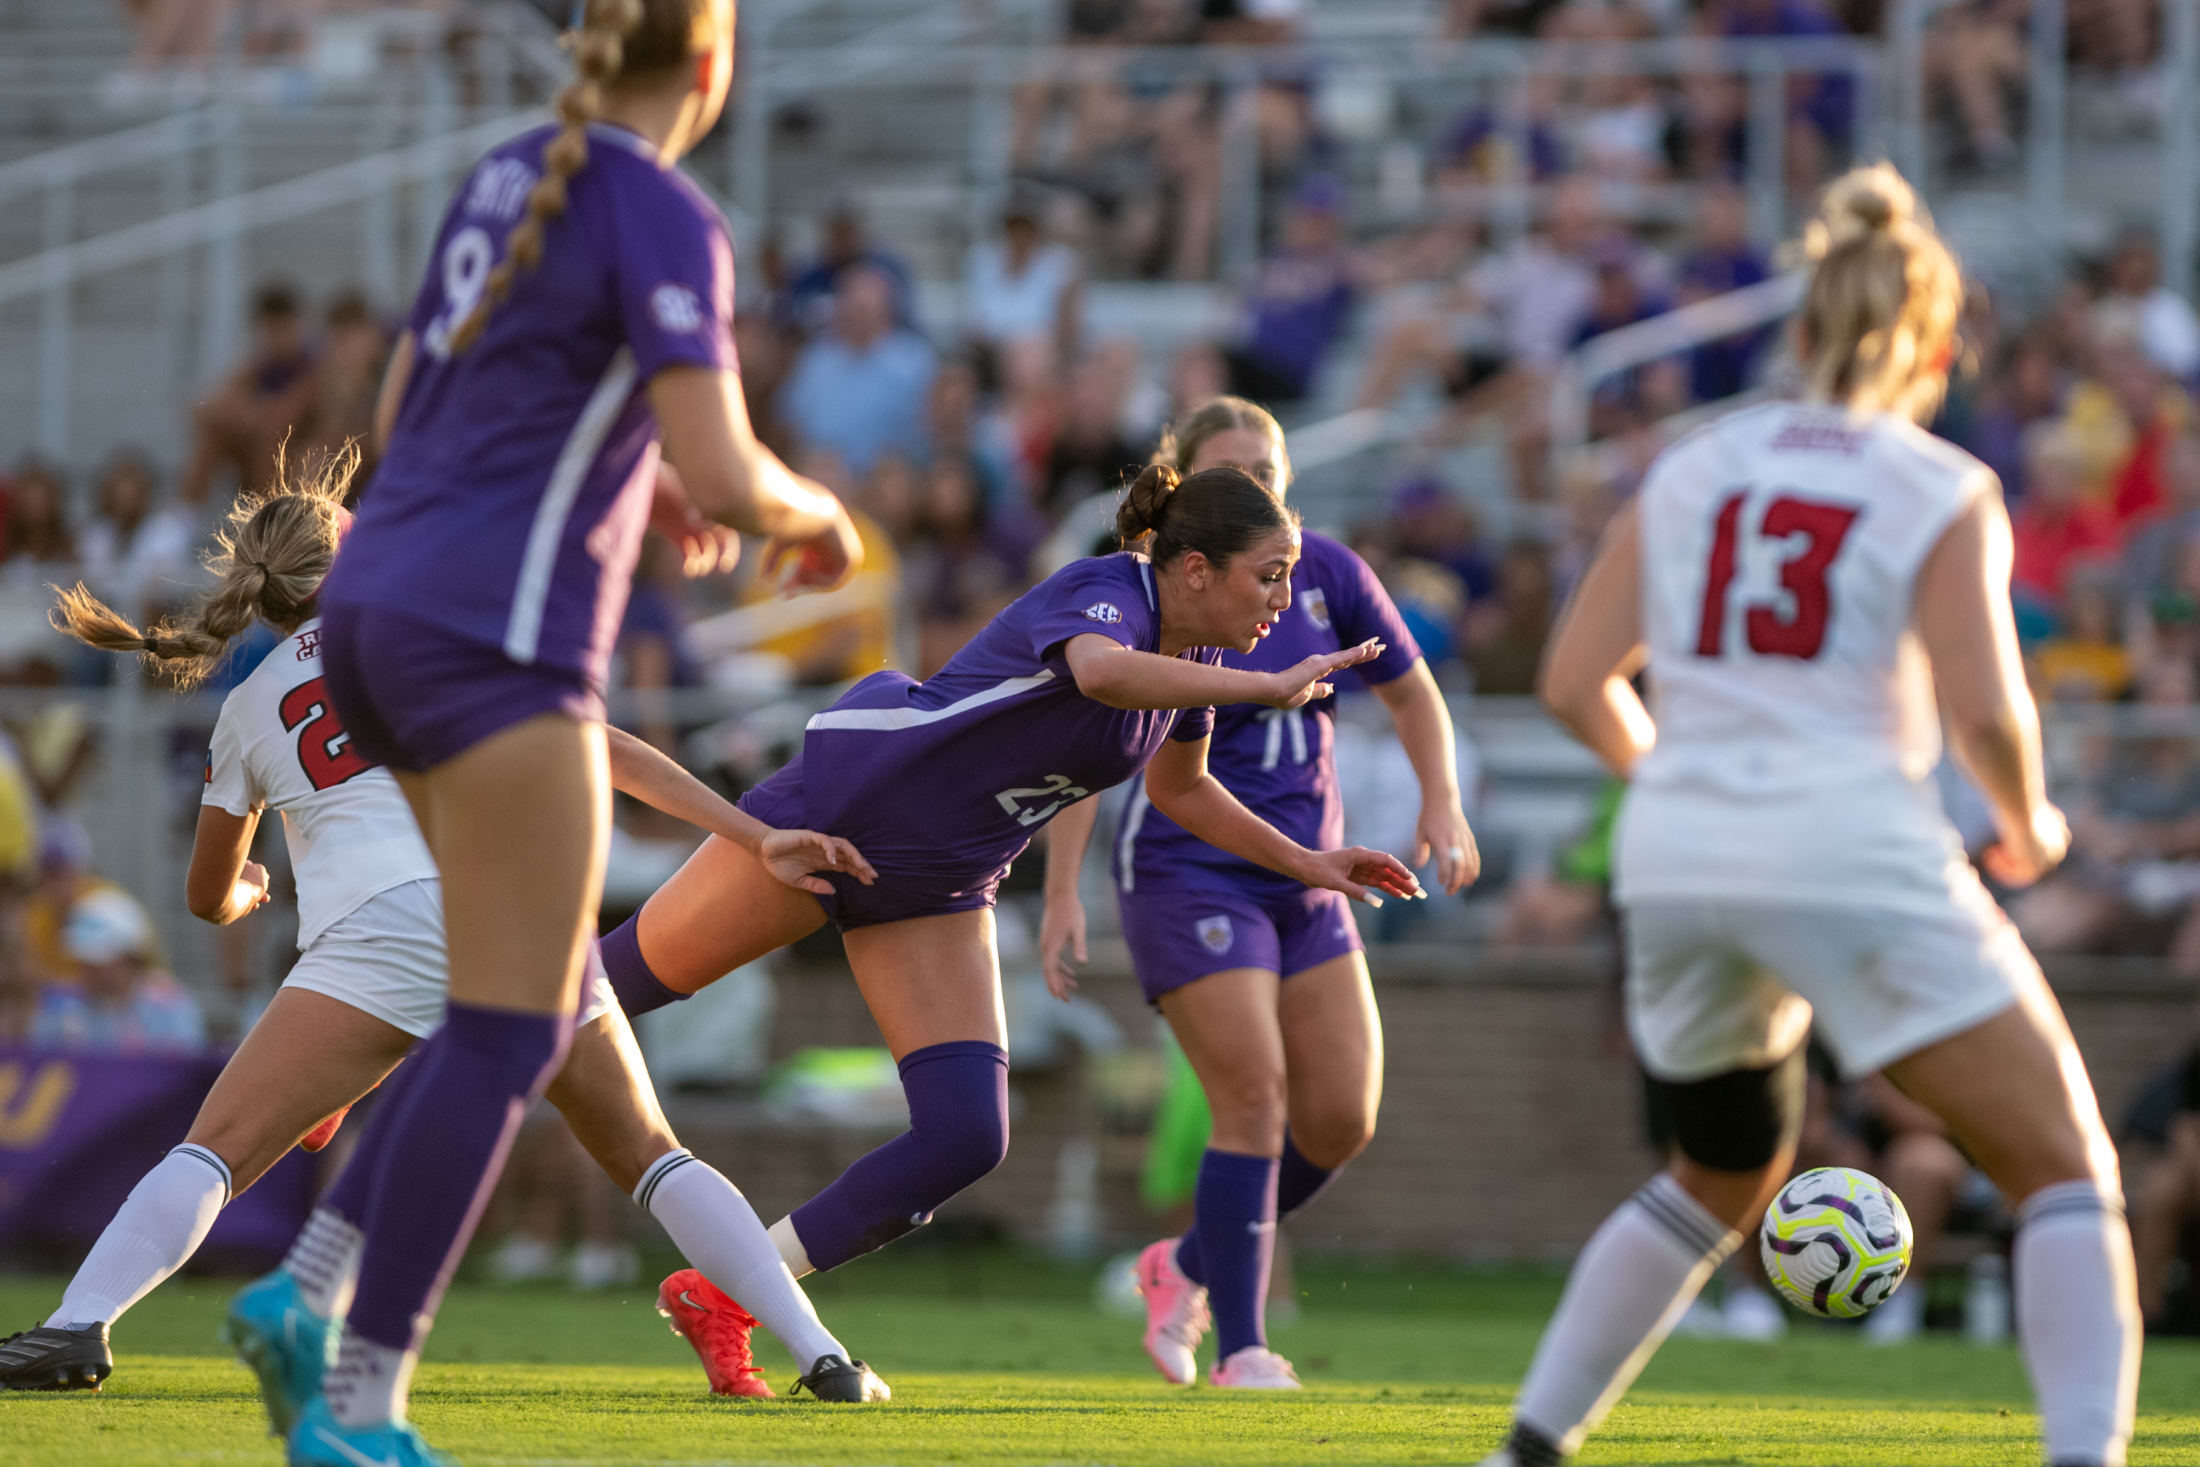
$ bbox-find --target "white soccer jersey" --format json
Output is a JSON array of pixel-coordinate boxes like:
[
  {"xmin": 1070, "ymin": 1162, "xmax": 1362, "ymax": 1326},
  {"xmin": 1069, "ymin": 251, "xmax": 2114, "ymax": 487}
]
[
  {"xmin": 1614, "ymin": 401, "xmax": 1997, "ymax": 913},
  {"xmin": 203, "ymin": 618, "xmax": 439, "ymax": 948}
]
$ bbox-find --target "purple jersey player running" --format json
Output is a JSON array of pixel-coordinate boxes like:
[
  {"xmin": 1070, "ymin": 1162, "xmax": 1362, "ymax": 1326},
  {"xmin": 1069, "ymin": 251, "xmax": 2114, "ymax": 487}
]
[
  {"xmin": 242, "ymin": 4, "xmax": 878, "ymax": 1464},
  {"xmin": 1042, "ymin": 397, "xmax": 1480, "ymax": 1389},
  {"xmin": 599, "ymin": 464, "xmax": 1426, "ymax": 1292}
]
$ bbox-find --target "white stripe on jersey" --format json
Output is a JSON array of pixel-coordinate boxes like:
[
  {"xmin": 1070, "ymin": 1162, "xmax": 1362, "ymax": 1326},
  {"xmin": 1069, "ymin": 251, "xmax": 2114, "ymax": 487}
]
[
  {"xmin": 504, "ymin": 346, "xmax": 639, "ymax": 665},
  {"xmin": 1140, "ymin": 561, "xmax": 1156, "ymax": 611},
  {"xmin": 1115, "ymin": 777, "xmax": 1152, "ymax": 893},
  {"xmin": 805, "ymin": 671, "xmax": 1057, "ymax": 732}
]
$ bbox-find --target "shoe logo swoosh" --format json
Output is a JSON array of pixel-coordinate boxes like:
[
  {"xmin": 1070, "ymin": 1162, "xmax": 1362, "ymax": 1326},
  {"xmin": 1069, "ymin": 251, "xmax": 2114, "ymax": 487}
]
[
  {"xmin": 311, "ymin": 1425, "xmax": 399, "ymax": 1467},
  {"xmin": 678, "ymin": 1291, "xmax": 712, "ymax": 1314}
]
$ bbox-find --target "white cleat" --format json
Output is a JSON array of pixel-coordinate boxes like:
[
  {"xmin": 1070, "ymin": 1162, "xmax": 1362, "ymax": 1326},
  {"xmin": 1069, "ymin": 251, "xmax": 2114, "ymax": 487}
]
[
  {"xmin": 1210, "ymin": 1345, "xmax": 1301, "ymax": 1389},
  {"xmin": 1135, "ymin": 1238, "xmax": 1209, "ymax": 1385},
  {"xmin": 1722, "ymin": 1283, "xmax": 1788, "ymax": 1341}
]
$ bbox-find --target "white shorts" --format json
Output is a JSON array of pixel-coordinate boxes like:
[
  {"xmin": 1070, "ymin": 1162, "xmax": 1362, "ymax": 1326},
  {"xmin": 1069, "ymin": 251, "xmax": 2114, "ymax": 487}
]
[
  {"xmin": 1622, "ymin": 884, "xmax": 2035, "ymax": 1082},
  {"xmin": 281, "ymin": 879, "xmax": 616, "ymax": 1040}
]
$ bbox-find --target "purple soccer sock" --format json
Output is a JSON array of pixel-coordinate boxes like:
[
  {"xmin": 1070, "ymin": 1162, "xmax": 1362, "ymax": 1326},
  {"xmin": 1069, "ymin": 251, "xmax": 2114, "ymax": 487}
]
[
  {"xmin": 789, "ymin": 1040, "xmax": 1009, "ymax": 1271},
  {"xmin": 1177, "ymin": 1132, "xmax": 1334, "ymax": 1289},
  {"xmin": 1191, "ymin": 1148, "xmax": 1279, "ymax": 1360},
  {"xmin": 1277, "ymin": 1133, "xmax": 1339, "ymax": 1217},
  {"xmin": 601, "ymin": 915, "xmax": 686, "ymax": 1018},
  {"xmin": 320, "ymin": 1042, "xmax": 434, "ymax": 1227},
  {"xmin": 344, "ymin": 1002, "xmax": 571, "ymax": 1351}
]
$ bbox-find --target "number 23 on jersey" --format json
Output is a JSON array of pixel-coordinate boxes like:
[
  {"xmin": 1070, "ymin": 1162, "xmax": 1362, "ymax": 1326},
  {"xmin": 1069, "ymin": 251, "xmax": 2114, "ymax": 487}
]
[{"xmin": 1694, "ymin": 490, "xmax": 1861, "ymax": 662}]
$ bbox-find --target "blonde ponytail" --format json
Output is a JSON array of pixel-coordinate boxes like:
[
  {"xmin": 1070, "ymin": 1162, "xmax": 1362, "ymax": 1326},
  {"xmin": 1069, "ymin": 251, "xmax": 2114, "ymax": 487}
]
[
  {"xmin": 1796, "ymin": 163, "xmax": 1964, "ymax": 423},
  {"xmin": 52, "ymin": 444, "xmax": 357, "ymax": 689}
]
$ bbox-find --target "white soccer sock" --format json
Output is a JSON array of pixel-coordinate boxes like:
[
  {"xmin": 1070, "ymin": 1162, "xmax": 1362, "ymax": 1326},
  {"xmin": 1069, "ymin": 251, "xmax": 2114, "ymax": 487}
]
[
  {"xmin": 768, "ymin": 1214, "xmax": 816, "ymax": 1279},
  {"xmin": 323, "ymin": 1324, "xmax": 416, "ymax": 1428},
  {"xmin": 637, "ymin": 1150, "xmax": 842, "ymax": 1367},
  {"xmin": 2014, "ymin": 1180, "xmax": 2140, "ymax": 1467},
  {"xmin": 47, "ymin": 1144, "xmax": 231, "ymax": 1328},
  {"xmin": 1514, "ymin": 1172, "xmax": 1743, "ymax": 1455},
  {"xmin": 282, "ymin": 1206, "xmax": 365, "ymax": 1320}
]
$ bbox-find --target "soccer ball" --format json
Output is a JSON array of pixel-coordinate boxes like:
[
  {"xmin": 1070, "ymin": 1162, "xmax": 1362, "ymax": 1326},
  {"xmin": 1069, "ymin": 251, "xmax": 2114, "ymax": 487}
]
[{"xmin": 1759, "ymin": 1166, "xmax": 1913, "ymax": 1319}]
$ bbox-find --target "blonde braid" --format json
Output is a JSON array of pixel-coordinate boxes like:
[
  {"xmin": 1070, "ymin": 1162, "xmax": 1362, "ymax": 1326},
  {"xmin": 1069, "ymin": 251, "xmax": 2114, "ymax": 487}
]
[
  {"xmin": 446, "ymin": 0, "xmax": 644, "ymax": 354},
  {"xmin": 52, "ymin": 443, "xmax": 359, "ymax": 689}
]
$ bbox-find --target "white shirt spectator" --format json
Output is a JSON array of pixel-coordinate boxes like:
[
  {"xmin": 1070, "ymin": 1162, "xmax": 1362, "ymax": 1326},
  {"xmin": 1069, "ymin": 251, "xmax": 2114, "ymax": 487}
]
[
  {"xmin": 1470, "ymin": 239, "xmax": 1597, "ymax": 368},
  {"xmin": 79, "ymin": 507, "xmax": 198, "ymax": 621},
  {"xmin": 964, "ymin": 240, "xmax": 1080, "ymax": 348}
]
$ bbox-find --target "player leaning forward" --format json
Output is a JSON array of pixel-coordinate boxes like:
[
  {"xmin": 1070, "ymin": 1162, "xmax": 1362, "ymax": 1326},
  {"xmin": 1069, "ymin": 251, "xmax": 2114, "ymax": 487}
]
[{"xmin": 1483, "ymin": 165, "xmax": 2138, "ymax": 1467}]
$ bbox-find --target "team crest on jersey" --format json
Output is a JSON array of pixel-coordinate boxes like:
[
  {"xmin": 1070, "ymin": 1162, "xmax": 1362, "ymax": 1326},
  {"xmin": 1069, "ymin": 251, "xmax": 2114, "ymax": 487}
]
[
  {"xmin": 1196, "ymin": 915, "xmax": 1234, "ymax": 954},
  {"xmin": 650, "ymin": 283, "xmax": 705, "ymax": 333},
  {"xmin": 1301, "ymin": 588, "xmax": 1330, "ymax": 631},
  {"xmin": 1084, "ymin": 602, "xmax": 1123, "ymax": 623}
]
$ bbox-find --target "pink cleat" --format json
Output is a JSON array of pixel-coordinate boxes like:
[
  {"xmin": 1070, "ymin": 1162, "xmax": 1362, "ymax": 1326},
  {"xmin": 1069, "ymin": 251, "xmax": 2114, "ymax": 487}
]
[
  {"xmin": 1210, "ymin": 1345, "xmax": 1302, "ymax": 1389},
  {"xmin": 1135, "ymin": 1238, "xmax": 1209, "ymax": 1385}
]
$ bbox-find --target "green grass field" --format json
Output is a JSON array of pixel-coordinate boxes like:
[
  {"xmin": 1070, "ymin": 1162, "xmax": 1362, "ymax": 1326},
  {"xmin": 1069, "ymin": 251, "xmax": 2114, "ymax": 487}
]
[{"xmin": 2, "ymin": 1248, "xmax": 2196, "ymax": 1465}]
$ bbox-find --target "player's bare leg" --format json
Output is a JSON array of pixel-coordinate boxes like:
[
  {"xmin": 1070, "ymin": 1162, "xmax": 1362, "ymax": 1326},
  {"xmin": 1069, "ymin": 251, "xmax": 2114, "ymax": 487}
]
[
  {"xmin": 1883, "ymin": 981, "xmax": 2138, "ymax": 1467},
  {"xmin": 544, "ymin": 1008, "xmax": 854, "ymax": 1396},
  {"xmin": 626, "ymin": 833, "xmax": 831, "ymax": 993}
]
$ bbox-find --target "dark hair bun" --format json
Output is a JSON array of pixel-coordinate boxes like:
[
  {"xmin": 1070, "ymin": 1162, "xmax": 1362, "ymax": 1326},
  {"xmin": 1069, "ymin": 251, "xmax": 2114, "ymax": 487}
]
[
  {"xmin": 1118, "ymin": 464, "xmax": 1298, "ymax": 570},
  {"xmin": 1115, "ymin": 462, "xmax": 1179, "ymax": 544}
]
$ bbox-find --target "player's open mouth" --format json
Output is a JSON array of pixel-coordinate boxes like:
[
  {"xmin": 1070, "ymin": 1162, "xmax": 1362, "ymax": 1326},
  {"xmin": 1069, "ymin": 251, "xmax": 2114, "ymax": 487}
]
[{"xmin": 1253, "ymin": 622, "xmax": 1271, "ymax": 637}]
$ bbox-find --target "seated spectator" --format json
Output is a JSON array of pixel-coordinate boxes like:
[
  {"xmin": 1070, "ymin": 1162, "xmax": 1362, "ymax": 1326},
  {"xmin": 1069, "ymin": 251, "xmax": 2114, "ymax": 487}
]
[
  {"xmin": 2125, "ymin": 431, "xmax": 2200, "ymax": 600},
  {"xmin": 776, "ymin": 266, "xmax": 939, "ymax": 479},
  {"xmin": 1673, "ymin": 186, "xmax": 1774, "ymax": 404},
  {"xmin": 2011, "ymin": 425, "xmax": 2120, "ymax": 625},
  {"xmin": 1041, "ymin": 350, "xmax": 1146, "ymax": 518},
  {"xmin": 1464, "ymin": 541, "xmax": 1555, "ymax": 695},
  {"xmin": 777, "ymin": 200, "xmax": 916, "ymax": 339},
  {"xmin": 298, "ymin": 291, "xmax": 393, "ymax": 488},
  {"xmin": 1924, "ymin": 0, "xmax": 2030, "ymax": 172},
  {"xmin": 1216, "ymin": 174, "xmax": 1356, "ymax": 408},
  {"xmin": 909, "ymin": 457, "xmax": 1029, "ymax": 674},
  {"xmin": 1573, "ymin": 245, "xmax": 1677, "ymax": 433},
  {"xmin": 964, "ymin": 195, "xmax": 1085, "ymax": 376},
  {"xmin": 1575, "ymin": 68, "xmax": 1671, "ymax": 185},
  {"xmin": 2096, "ymin": 341, "xmax": 2195, "ymax": 528},
  {"xmin": 2096, "ymin": 229, "xmax": 2200, "ymax": 384},
  {"xmin": 2032, "ymin": 565, "xmax": 2133, "ymax": 703},
  {"xmin": 181, "ymin": 281, "xmax": 319, "ymax": 506},
  {"xmin": 1962, "ymin": 333, "xmax": 2069, "ymax": 502},
  {"xmin": 78, "ymin": 451, "xmax": 197, "ymax": 633},
  {"xmin": 1700, "ymin": 0, "xmax": 1853, "ymax": 190},
  {"xmin": 1432, "ymin": 80, "xmax": 1566, "ymax": 191},
  {"xmin": 1, "ymin": 460, "xmax": 77, "ymax": 590},
  {"xmin": 31, "ymin": 888, "xmax": 203, "ymax": 1054}
]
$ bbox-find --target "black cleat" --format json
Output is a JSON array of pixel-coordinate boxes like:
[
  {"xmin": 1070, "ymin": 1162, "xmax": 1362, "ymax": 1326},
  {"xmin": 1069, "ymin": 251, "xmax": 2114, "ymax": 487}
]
[
  {"xmin": 789, "ymin": 1353, "xmax": 890, "ymax": 1402},
  {"xmin": 0, "ymin": 1323, "xmax": 113, "ymax": 1392}
]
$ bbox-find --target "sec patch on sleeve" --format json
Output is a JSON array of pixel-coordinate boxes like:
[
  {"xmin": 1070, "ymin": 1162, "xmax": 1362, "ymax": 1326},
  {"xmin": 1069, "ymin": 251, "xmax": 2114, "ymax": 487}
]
[
  {"xmin": 650, "ymin": 282, "xmax": 705, "ymax": 333},
  {"xmin": 1084, "ymin": 602, "xmax": 1122, "ymax": 623}
]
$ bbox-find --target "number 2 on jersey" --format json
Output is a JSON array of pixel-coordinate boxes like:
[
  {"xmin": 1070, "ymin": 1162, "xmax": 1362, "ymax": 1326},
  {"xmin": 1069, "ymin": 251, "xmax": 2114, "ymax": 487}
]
[
  {"xmin": 1694, "ymin": 492, "xmax": 1861, "ymax": 660},
  {"xmin": 280, "ymin": 677, "xmax": 371, "ymax": 791}
]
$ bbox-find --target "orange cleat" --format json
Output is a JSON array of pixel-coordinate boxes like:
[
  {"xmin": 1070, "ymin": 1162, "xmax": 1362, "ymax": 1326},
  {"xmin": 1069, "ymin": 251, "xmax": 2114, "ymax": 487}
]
[
  {"xmin": 299, "ymin": 1106, "xmax": 350, "ymax": 1153},
  {"xmin": 656, "ymin": 1268, "xmax": 774, "ymax": 1398}
]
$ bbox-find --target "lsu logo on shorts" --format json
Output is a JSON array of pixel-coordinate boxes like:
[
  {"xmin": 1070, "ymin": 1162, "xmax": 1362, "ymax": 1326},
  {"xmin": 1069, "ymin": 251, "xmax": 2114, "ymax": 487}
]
[
  {"xmin": 1196, "ymin": 915, "xmax": 1234, "ymax": 954},
  {"xmin": 1301, "ymin": 588, "xmax": 1331, "ymax": 631},
  {"xmin": 1084, "ymin": 602, "xmax": 1123, "ymax": 623}
]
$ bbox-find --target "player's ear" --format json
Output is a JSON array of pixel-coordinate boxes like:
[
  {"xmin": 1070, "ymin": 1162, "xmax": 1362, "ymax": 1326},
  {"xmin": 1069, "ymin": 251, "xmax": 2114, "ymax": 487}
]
[{"xmin": 1181, "ymin": 550, "xmax": 1210, "ymax": 590}]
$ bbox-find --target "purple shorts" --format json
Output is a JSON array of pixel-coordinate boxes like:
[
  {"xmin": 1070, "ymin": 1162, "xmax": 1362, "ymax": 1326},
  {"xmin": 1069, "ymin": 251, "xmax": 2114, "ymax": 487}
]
[
  {"xmin": 319, "ymin": 601, "xmax": 603, "ymax": 773},
  {"xmin": 737, "ymin": 761, "xmax": 1004, "ymax": 932},
  {"xmin": 1118, "ymin": 885, "xmax": 1365, "ymax": 1006}
]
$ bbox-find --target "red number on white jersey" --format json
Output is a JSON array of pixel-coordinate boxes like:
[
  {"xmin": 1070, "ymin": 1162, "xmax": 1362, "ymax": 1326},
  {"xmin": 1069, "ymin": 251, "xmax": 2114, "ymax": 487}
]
[
  {"xmin": 1694, "ymin": 492, "xmax": 1861, "ymax": 661},
  {"xmin": 280, "ymin": 676, "xmax": 372, "ymax": 791}
]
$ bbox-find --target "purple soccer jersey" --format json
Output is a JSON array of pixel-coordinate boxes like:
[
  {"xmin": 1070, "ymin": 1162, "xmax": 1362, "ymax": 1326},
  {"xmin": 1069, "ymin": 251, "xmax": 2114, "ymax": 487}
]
[
  {"xmin": 743, "ymin": 553, "xmax": 1218, "ymax": 900},
  {"xmin": 1115, "ymin": 531, "xmax": 1420, "ymax": 899},
  {"xmin": 324, "ymin": 123, "xmax": 737, "ymax": 693}
]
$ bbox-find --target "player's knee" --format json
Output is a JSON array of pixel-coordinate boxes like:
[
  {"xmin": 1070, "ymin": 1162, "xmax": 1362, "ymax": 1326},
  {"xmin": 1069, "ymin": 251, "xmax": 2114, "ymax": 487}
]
[
  {"xmin": 902, "ymin": 1041, "xmax": 1012, "ymax": 1192},
  {"xmin": 1206, "ymin": 1073, "xmax": 1288, "ymax": 1144},
  {"xmin": 916, "ymin": 1096, "xmax": 1010, "ymax": 1191},
  {"xmin": 1650, "ymin": 1047, "xmax": 1807, "ymax": 1174},
  {"xmin": 1291, "ymin": 1106, "xmax": 1375, "ymax": 1169}
]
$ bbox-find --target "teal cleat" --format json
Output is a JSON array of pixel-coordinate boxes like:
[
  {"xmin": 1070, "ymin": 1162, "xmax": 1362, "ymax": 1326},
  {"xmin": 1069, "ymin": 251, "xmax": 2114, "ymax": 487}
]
[
  {"xmin": 222, "ymin": 1270, "xmax": 332, "ymax": 1439},
  {"xmin": 288, "ymin": 1396, "xmax": 454, "ymax": 1467}
]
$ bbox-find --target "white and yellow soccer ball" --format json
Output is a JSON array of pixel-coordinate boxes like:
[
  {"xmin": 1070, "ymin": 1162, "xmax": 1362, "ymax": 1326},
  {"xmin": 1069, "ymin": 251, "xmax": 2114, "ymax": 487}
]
[{"xmin": 1759, "ymin": 1166, "xmax": 1913, "ymax": 1319}]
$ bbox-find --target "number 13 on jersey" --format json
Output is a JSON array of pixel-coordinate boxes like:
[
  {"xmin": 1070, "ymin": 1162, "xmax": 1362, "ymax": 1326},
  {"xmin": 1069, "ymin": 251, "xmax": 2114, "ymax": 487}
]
[{"xmin": 1694, "ymin": 491, "xmax": 1862, "ymax": 661}]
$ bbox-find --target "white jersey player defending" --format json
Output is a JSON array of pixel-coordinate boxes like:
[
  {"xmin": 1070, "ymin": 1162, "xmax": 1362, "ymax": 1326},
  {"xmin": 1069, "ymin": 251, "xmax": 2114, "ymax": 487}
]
[
  {"xmin": 1483, "ymin": 166, "xmax": 2140, "ymax": 1467},
  {"xmin": 2, "ymin": 453, "xmax": 881, "ymax": 1408}
]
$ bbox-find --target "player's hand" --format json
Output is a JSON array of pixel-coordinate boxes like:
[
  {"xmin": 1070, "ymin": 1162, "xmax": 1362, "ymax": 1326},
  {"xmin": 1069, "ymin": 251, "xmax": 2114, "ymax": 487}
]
[
  {"xmin": 1260, "ymin": 640, "xmax": 1385, "ymax": 709},
  {"xmin": 762, "ymin": 496, "xmax": 864, "ymax": 595},
  {"xmin": 1296, "ymin": 845, "xmax": 1425, "ymax": 906},
  {"xmin": 1983, "ymin": 803, "xmax": 2071, "ymax": 888},
  {"xmin": 1039, "ymin": 892, "xmax": 1088, "ymax": 1002},
  {"xmin": 1416, "ymin": 804, "xmax": 1482, "ymax": 895},
  {"xmin": 758, "ymin": 828, "xmax": 878, "ymax": 895},
  {"xmin": 648, "ymin": 462, "xmax": 742, "ymax": 577},
  {"xmin": 231, "ymin": 860, "xmax": 272, "ymax": 915}
]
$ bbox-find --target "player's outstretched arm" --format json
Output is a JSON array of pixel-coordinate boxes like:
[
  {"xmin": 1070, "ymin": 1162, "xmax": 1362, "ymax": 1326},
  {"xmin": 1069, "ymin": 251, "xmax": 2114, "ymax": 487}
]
[
  {"xmin": 1143, "ymin": 737, "xmax": 1423, "ymax": 905},
  {"xmin": 649, "ymin": 366, "xmax": 863, "ymax": 593},
  {"xmin": 604, "ymin": 726, "xmax": 876, "ymax": 893},
  {"xmin": 185, "ymin": 806, "xmax": 273, "ymax": 925},
  {"xmin": 1538, "ymin": 501, "xmax": 1655, "ymax": 778},
  {"xmin": 1917, "ymin": 486, "xmax": 2069, "ymax": 886},
  {"xmin": 1040, "ymin": 796, "xmax": 1098, "ymax": 1000},
  {"xmin": 1065, "ymin": 633, "xmax": 1384, "ymax": 712},
  {"xmin": 1370, "ymin": 660, "xmax": 1481, "ymax": 893}
]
